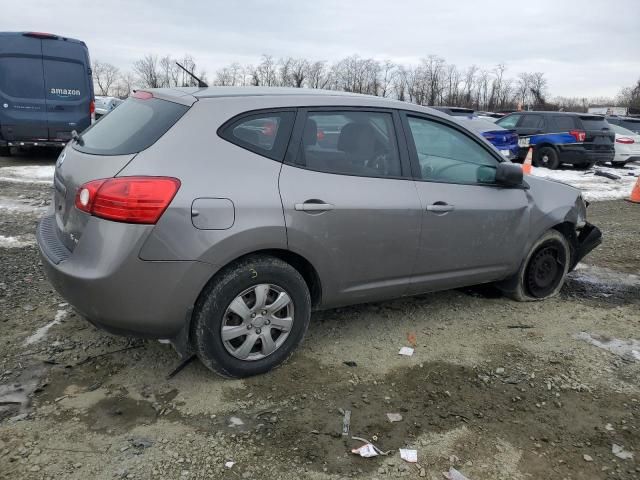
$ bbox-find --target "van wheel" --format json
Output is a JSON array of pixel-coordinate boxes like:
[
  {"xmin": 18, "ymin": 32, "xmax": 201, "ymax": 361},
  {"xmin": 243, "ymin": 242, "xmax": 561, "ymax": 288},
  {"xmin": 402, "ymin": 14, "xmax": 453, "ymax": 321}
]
[
  {"xmin": 191, "ymin": 255, "xmax": 311, "ymax": 378},
  {"xmin": 498, "ymin": 230, "xmax": 571, "ymax": 302},
  {"xmin": 536, "ymin": 146, "xmax": 560, "ymax": 170}
]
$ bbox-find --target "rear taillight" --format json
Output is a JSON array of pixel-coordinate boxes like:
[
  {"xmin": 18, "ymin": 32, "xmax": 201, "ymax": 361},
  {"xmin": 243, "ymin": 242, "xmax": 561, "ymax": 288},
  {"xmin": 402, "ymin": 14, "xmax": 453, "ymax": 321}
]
[
  {"xmin": 569, "ymin": 130, "xmax": 586, "ymax": 142},
  {"xmin": 89, "ymin": 99, "xmax": 95, "ymax": 124},
  {"xmin": 75, "ymin": 177, "xmax": 181, "ymax": 224},
  {"xmin": 616, "ymin": 137, "xmax": 635, "ymax": 144}
]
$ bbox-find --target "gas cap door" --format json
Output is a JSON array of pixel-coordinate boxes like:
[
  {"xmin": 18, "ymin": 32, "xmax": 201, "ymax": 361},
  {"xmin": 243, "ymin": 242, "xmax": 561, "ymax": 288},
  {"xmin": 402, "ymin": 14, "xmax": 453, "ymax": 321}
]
[{"xmin": 191, "ymin": 198, "xmax": 235, "ymax": 230}]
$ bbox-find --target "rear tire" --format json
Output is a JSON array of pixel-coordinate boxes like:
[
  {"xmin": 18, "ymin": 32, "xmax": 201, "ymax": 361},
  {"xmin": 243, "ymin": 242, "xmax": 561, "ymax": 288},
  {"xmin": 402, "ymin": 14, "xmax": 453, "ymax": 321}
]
[
  {"xmin": 191, "ymin": 255, "xmax": 311, "ymax": 378},
  {"xmin": 612, "ymin": 161, "xmax": 627, "ymax": 168},
  {"xmin": 498, "ymin": 230, "xmax": 571, "ymax": 302},
  {"xmin": 535, "ymin": 146, "xmax": 560, "ymax": 170}
]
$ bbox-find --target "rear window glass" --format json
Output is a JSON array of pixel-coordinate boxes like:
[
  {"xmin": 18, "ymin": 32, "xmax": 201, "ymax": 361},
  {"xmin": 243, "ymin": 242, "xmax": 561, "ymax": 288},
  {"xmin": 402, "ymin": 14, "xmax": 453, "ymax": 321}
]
[
  {"xmin": 43, "ymin": 60, "xmax": 87, "ymax": 100},
  {"xmin": 73, "ymin": 97, "xmax": 189, "ymax": 156},
  {"xmin": 579, "ymin": 116, "xmax": 609, "ymax": 130},
  {"xmin": 0, "ymin": 57, "xmax": 45, "ymax": 99}
]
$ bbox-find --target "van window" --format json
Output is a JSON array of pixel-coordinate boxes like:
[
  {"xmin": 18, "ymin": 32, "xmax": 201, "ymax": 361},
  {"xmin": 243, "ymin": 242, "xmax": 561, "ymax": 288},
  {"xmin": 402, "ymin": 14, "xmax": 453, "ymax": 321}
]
[
  {"xmin": 43, "ymin": 60, "xmax": 87, "ymax": 100},
  {"xmin": 0, "ymin": 57, "xmax": 45, "ymax": 99},
  {"xmin": 553, "ymin": 116, "xmax": 577, "ymax": 131},
  {"xmin": 519, "ymin": 114, "xmax": 544, "ymax": 129},
  {"xmin": 73, "ymin": 97, "xmax": 189, "ymax": 156}
]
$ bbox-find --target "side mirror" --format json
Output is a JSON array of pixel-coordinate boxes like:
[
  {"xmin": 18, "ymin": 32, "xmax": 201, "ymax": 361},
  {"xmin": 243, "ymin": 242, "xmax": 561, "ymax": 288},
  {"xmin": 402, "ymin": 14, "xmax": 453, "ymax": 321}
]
[{"xmin": 495, "ymin": 162, "xmax": 523, "ymax": 187}]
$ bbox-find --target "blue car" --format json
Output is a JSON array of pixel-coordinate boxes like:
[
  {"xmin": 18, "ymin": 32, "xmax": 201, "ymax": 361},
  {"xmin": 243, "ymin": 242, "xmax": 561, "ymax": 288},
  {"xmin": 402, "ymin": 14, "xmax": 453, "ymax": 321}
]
[
  {"xmin": 454, "ymin": 116, "xmax": 519, "ymax": 160},
  {"xmin": 0, "ymin": 32, "xmax": 94, "ymax": 156}
]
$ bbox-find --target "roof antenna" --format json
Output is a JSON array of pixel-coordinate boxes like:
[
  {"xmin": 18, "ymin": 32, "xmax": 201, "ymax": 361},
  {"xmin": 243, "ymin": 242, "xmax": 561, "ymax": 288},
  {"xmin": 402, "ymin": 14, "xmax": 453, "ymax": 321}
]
[{"xmin": 175, "ymin": 62, "xmax": 208, "ymax": 88}]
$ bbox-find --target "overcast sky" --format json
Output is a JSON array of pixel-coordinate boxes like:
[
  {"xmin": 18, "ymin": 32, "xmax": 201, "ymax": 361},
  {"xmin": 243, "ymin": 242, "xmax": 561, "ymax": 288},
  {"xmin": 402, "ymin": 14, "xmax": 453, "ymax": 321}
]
[{"xmin": 5, "ymin": 0, "xmax": 639, "ymax": 98}]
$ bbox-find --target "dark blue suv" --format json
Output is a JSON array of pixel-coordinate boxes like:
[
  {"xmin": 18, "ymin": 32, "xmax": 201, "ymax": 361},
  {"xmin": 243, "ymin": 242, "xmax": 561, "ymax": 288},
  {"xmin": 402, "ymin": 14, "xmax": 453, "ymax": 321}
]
[
  {"xmin": 496, "ymin": 112, "xmax": 615, "ymax": 169},
  {"xmin": 0, "ymin": 32, "xmax": 94, "ymax": 156}
]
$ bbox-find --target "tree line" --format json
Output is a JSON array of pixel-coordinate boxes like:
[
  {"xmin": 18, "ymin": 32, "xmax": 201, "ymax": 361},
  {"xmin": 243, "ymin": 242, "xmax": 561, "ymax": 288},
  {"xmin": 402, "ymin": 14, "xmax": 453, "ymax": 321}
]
[{"xmin": 93, "ymin": 53, "xmax": 640, "ymax": 113}]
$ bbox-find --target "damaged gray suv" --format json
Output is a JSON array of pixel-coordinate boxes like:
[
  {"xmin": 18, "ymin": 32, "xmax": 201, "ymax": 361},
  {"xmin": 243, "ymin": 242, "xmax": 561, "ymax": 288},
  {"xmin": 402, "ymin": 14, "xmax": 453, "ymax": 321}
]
[{"xmin": 37, "ymin": 87, "xmax": 602, "ymax": 378}]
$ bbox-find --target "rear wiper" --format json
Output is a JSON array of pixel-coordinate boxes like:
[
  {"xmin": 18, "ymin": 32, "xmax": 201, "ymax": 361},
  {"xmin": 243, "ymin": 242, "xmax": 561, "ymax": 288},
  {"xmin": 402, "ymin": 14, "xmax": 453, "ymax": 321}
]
[{"xmin": 71, "ymin": 129, "xmax": 84, "ymax": 146}]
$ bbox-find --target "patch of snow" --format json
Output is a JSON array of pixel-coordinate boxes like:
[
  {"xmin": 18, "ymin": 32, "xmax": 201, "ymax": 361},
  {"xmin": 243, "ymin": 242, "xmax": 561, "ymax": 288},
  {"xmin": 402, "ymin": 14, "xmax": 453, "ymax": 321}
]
[
  {"xmin": 0, "ymin": 165, "xmax": 54, "ymax": 184},
  {"xmin": 572, "ymin": 263, "xmax": 640, "ymax": 288},
  {"xmin": 531, "ymin": 162, "xmax": 640, "ymax": 201},
  {"xmin": 0, "ymin": 234, "xmax": 35, "ymax": 248},
  {"xmin": 24, "ymin": 309, "xmax": 68, "ymax": 345},
  {"xmin": 575, "ymin": 332, "xmax": 640, "ymax": 362},
  {"xmin": 0, "ymin": 196, "xmax": 47, "ymax": 214}
]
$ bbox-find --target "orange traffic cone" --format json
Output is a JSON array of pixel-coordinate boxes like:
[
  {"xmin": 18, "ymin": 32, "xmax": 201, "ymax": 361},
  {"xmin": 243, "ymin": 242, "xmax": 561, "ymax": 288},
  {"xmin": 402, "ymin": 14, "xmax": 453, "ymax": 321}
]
[
  {"xmin": 522, "ymin": 147, "xmax": 533, "ymax": 175},
  {"xmin": 627, "ymin": 176, "xmax": 640, "ymax": 204}
]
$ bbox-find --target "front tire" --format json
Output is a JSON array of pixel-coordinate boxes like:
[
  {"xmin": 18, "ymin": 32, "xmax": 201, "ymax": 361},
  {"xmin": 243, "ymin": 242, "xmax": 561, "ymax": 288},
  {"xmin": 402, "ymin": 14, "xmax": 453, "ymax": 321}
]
[
  {"xmin": 536, "ymin": 146, "xmax": 560, "ymax": 170},
  {"xmin": 191, "ymin": 255, "xmax": 311, "ymax": 378},
  {"xmin": 498, "ymin": 230, "xmax": 571, "ymax": 302}
]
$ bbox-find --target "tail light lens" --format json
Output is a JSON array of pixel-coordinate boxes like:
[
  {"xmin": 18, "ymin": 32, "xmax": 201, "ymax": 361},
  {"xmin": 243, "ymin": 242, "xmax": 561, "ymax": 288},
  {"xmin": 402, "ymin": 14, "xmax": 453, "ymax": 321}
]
[
  {"xmin": 75, "ymin": 177, "xmax": 181, "ymax": 224},
  {"xmin": 569, "ymin": 130, "xmax": 586, "ymax": 142},
  {"xmin": 616, "ymin": 137, "xmax": 634, "ymax": 144},
  {"xmin": 89, "ymin": 99, "xmax": 95, "ymax": 124}
]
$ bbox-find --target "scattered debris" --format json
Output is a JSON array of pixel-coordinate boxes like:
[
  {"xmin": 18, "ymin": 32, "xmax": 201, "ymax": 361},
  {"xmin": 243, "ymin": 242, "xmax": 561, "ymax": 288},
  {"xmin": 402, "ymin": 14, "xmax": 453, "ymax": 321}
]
[
  {"xmin": 399, "ymin": 347, "xmax": 414, "ymax": 356},
  {"xmin": 24, "ymin": 309, "xmax": 67, "ymax": 345},
  {"xmin": 575, "ymin": 332, "xmax": 640, "ymax": 362},
  {"xmin": 443, "ymin": 467, "xmax": 471, "ymax": 480},
  {"xmin": 351, "ymin": 443, "xmax": 378, "ymax": 458},
  {"xmin": 343, "ymin": 361, "xmax": 357, "ymax": 367},
  {"xmin": 399, "ymin": 448, "xmax": 417, "ymax": 463},
  {"xmin": 228, "ymin": 417, "xmax": 244, "ymax": 427},
  {"xmin": 166, "ymin": 354, "xmax": 196, "ymax": 380},
  {"xmin": 130, "ymin": 437, "xmax": 154, "ymax": 449},
  {"xmin": 351, "ymin": 436, "xmax": 391, "ymax": 456},
  {"xmin": 342, "ymin": 409, "xmax": 351, "ymax": 437},
  {"xmin": 386, "ymin": 413, "xmax": 403, "ymax": 422},
  {"xmin": 407, "ymin": 332, "xmax": 417, "ymax": 347},
  {"xmin": 224, "ymin": 461, "xmax": 235, "ymax": 469},
  {"xmin": 75, "ymin": 344, "xmax": 144, "ymax": 366},
  {"xmin": 507, "ymin": 324, "xmax": 534, "ymax": 329},
  {"xmin": 495, "ymin": 367, "xmax": 505, "ymax": 375},
  {"xmin": 594, "ymin": 169, "xmax": 621, "ymax": 180},
  {"xmin": 583, "ymin": 454, "xmax": 593, "ymax": 462},
  {"xmin": 605, "ymin": 423, "xmax": 615, "ymax": 431},
  {"xmin": 612, "ymin": 444, "xmax": 633, "ymax": 460}
]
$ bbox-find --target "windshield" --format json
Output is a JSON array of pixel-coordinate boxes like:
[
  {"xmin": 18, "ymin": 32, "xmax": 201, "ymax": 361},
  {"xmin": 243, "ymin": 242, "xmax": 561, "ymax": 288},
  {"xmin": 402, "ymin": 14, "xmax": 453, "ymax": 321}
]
[{"xmin": 73, "ymin": 97, "xmax": 189, "ymax": 155}]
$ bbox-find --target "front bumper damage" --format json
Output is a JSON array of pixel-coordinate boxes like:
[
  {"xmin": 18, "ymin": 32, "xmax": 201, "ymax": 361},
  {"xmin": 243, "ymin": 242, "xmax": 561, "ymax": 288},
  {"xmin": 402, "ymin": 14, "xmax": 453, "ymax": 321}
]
[{"xmin": 571, "ymin": 222, "xmax": 602, "ymax": 270}]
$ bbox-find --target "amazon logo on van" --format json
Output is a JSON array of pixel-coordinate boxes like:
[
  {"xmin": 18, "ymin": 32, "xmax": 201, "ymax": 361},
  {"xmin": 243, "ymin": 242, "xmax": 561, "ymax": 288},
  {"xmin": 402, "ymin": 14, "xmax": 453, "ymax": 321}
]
[{"xmin": 50, "ymin": 88, "xmax": 81, "ymax": 97}]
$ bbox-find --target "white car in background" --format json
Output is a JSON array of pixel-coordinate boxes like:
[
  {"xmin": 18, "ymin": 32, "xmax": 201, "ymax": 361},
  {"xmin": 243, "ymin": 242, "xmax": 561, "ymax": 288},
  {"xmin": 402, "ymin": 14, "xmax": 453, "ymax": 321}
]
[
  {"xmin": 608, "ymin": 123, "xmax": 640, "ymax": 167},
  {"xmin": 94, "ymin": 96, "xmax": 124, "ymax": 119}
]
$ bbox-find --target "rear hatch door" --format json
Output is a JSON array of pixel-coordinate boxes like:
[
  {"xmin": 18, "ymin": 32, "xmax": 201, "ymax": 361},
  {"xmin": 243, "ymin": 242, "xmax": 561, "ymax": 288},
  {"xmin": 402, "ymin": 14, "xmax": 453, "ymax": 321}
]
[
  {"xmin": 53, "ymin": 93, "xmax": 192, "ymax": 251},
  {"xmin": 41, "ymin": 38, "xmax": 92, "ymax": 141},
  {"xmin": 0, "ymin": 34, "xmax": 48, "ymax": 141},
  {"xmin": 579, "ymin": 115, "xmax": 614, "ymax": 153}
]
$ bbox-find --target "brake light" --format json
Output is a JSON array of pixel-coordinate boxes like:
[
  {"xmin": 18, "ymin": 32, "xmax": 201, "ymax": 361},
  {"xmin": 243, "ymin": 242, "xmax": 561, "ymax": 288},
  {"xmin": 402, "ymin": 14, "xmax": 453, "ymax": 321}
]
[
  {"xmin": 89, "ymin": 99, "xmax": 95, "ymax": 124},
  {"xmin": 75, "ymin": 177, "xmax": 181, "ymax": 224},
  {"xmin": 616, "ymin": 137, "xmax": 634, "ymax": 144},
  {"xmin": 569, "ymin": 130, "xmax": 586, "ymax": 142},
  {"xmin": 133, "ymin": 91, "xmax": 153, "ymax": 100},
  {"xmin": 23, "ymin": 32, "xmax": 58, "ymax": 39}
]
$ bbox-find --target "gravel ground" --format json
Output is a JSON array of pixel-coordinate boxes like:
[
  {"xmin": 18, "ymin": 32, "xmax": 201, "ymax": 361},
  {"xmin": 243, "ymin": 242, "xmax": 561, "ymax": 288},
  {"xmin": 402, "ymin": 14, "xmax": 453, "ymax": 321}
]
[{"xmin": 1, "ymin": 150, "xmax": 639, "ymax": 480}]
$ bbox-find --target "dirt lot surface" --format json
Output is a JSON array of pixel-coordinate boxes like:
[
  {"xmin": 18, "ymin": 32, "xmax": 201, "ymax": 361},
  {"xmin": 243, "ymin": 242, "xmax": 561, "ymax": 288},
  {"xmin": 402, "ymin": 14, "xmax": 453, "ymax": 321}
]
[{"xmin": 1, "ymin": 150, "xmax": 639, "ymax": 480}]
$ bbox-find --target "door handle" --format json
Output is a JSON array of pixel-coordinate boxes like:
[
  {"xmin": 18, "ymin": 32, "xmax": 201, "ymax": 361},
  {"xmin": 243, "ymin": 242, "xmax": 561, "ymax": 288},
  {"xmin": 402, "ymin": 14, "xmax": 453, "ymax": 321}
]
[
  {"xmin": 294, "ymin": 201, "xmax": 334, "ymax": 212},
  {"xmin": 426, "ymin": 203, "xmax": 454, "ymax": 213}
]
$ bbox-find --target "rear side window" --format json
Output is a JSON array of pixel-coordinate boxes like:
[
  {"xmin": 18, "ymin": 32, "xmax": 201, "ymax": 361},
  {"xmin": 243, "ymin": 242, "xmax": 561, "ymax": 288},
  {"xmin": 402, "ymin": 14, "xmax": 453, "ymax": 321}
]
[
  {"xmin": 519, "ymin": 114, "xmax": 545, "ymax": 129},
  {"xmin": 496, "ymin": 114, "xmax": 520, "ymax": 129},
  {"xmin": 579, "ymin": 116, "xmax": 609, "ymax": 130},
  {"xmin": 553, "ymin": 116, "xmax": 577, "ymax": 131},
  {"xmin": 0, "ymin": 57, "xmax": 45, "ymax": 99},
  {"xmin": 219, "ymin": 111, "xmax": 295, "ymax": 161},
  {"xmin": 73, "ymin": 97, "xmax": 189, "ymax": 155},
  {"xmin": 619, "ymin": 119, "xmax": 640, "ymax": 133}
]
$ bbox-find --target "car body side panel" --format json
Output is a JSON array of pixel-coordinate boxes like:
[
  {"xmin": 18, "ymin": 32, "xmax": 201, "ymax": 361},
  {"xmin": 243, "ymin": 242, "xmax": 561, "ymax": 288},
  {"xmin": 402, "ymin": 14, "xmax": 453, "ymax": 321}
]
[{"xmin": 131, "ymin": 98, "xmax": 288, "ymax": 266}]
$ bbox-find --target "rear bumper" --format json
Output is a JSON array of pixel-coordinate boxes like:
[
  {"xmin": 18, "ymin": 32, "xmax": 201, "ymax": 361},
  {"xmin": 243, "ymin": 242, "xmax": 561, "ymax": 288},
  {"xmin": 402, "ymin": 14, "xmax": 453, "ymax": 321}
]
[
  {"xmin": 36, "ymin": 215, "xmax": 215, "ymax": 339},
  {"xmin": 571, "ymin": 223, "xmax": 602, "ymax": 269},
  {"xmin": 557, "ymin": 145, "xmax": 614, "ymax": 164}
]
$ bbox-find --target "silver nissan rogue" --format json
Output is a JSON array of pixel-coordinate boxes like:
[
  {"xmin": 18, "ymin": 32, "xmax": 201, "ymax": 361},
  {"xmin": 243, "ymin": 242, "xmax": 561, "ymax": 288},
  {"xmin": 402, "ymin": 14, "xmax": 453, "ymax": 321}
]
[{"xmin": 37, "ymin": 87, "xmax": 602, "ymax": 378}]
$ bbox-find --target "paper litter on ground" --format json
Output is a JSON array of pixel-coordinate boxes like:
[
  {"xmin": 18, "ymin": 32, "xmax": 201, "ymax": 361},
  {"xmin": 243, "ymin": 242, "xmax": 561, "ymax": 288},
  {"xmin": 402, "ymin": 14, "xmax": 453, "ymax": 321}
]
[
  {"xmin": 398, "ymin": 347, "xmax": 414, "ymax": 356},
  {"xmin": 386, "ymin": 413, "xmax": 403, "ymax": 422},
  {"xmin": 352, "ymin": 443, "xmax": 378, "ymax": 458},
  {"xmin": 399, "ymin": 448, "xmax": 417, "ymax": 463}
]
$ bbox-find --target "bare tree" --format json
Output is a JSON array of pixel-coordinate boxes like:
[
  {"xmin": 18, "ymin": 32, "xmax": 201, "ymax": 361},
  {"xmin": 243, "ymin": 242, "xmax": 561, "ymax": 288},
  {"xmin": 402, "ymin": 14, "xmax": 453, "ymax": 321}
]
[
  {"xmin": 92, "ymin": 61, "xmax": 120, "ymax": 96},
  {"xmin": 133, "ymin": 54, "xmax": 161, "ymax": 88}
]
